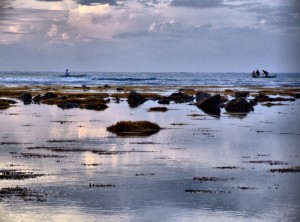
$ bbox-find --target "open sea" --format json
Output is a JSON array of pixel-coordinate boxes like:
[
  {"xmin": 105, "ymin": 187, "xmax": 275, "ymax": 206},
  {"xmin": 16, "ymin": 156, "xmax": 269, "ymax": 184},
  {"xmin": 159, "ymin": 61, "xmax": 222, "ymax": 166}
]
[{"xmin": 0, "ymin": 71, "xmax": 299, "ymax": 87}]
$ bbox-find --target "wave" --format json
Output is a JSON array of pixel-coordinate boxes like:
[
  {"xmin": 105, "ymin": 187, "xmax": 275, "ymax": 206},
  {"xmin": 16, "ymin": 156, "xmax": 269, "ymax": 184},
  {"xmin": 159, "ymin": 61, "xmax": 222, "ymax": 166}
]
[{"xmin": 96, "ymin": 77, "xmax": 158, "ymax": 82}]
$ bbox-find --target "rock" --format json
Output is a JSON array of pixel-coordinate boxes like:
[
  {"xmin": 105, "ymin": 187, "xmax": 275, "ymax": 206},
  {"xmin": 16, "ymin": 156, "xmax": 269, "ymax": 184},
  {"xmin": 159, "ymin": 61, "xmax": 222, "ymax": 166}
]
[
  {"xmin": 225, "ymin": 98, "xmax": 254, "ymax": 113},
  {"xmin": 148, "ymin": 107, "xmax": 168, "ymax": 112},
  {"xmin": 195, "ymin": 91, "xmax": 211, "ymax": 103},
  {"xmin": 32, "ymin": 95, "xmax": 41, "ymax": 103},
  {"xmin": 169, "ymin": 92, "xmax": 194, "ymax": 103},
  {"xmin": 0, "ymin": 100, "xmax": 10, "ymax": 109},
  {"xmin": 41, "ymin": 92, "xmax": 58, "ymax": 100},
  {"xmin": 158, "ymin": 97, "xmax": 170, "ymax": 105},
  {"xmin": 234, "ymin": 91, "xmax": 250, "ymax": 98},
  {"xmin": 57, "ymin": 101, "xmax": 80, "ymax": 109},
  {"xmin": 127, "ymin": 91, "xmax": 146, "ymax": 107},
  {"xmin": 196, "ymin": 94, "xmax": 221, "ymax": 116},
  {"xmin": 84, "ymin": 103, "xmax": 108, "ymax": 111},
  {"xmin": 254, "ymin": 94, "xmax": 270, "ymax": 102},
  {"xmin": 107, "ymin": 121, "xmax": 160, "ymax": 136},
  {"xmin": 19, "ymin": 92, "xmax": 32, "ymax": 104},
  {"xmin": 116, "ymin": 87, "xmax": 124, "ymax": 91}
]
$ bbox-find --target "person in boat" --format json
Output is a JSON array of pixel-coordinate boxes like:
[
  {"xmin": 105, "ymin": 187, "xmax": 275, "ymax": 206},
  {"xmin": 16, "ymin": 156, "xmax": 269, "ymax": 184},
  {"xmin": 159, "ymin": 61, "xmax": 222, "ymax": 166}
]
[
  {"xmin": 256, "ymin": 69, "xmax": 260, "ymax": 77},
  {"xmin": 252, "ymin": 70, "xmax": 256, "ymax": 77},
  {"xmin": 65, "ymin": 69, "xmax": 70, "ymax": 76},
  {"xmin": 262, "ymin": 70, "xmax": 269, "ymax": 77}
]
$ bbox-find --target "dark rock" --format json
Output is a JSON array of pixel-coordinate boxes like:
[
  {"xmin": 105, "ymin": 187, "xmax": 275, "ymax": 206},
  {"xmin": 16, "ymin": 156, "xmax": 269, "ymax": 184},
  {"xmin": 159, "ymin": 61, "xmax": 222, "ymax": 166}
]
[
  {"xmin": 116, "ymin": 87, "xmax": 124, "ymax": 91},
  {"xmin": 0, "ymin": 100, "xmax": 10, "ymax": 109},
  {"xmin": 225, "ymin": 98, "xmax": 254, "ymax": 113},
  {"xmin": 254, "ymin": 94, "xmax": 295, "ymax": 102},
  {"xmin": 158, "ymin": 97, "xmax": 170, "ymax": 105},
  {"xmin": 196, "ymin": 94, "xmax": 221, "ymax": 116},
  {"xmin": 234, "ymin": 91, "xmax": 250, "ymax": 98},
  {"xmin": 84, "ymin": 103, "xmax": 108, "ymax": 111},
  {"xmin": 127, "ymin": 91, "xmax": 146, "ymax": 107},
  {"xmin": 195, "ymin": 91, "xmax": 211, "ymax": 103},
  {"xmin": 57, "ymin": 101, "xmax": 80, "ymax": 109},
  {"xmin": 169, "ymin": 92, "xmax": 194, "ymax": 103},
  {"xmin": 41, "ymin": 92, "xmax": 58, "ymax": 100},
  {"xmin": 32, "ymin": 95, "xmax": 41, "ymax": 103},
  {"xmin": 19, "ymin": 92, "xmax": 32, "ymax": 103},
  {"xmin": 148, "ymin": 107, "xmax": 168, "ymax": 112},
  {"xmin": 107, "ymin": 121, "xmax": 160, "ymax": 136}
]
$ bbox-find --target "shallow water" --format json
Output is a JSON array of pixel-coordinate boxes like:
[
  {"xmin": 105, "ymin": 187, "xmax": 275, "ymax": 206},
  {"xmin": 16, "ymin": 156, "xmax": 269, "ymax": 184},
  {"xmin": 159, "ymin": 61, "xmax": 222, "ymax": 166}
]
[{"xmin": 0, "ymin": 96, "xmax": 300, "ymax": 222}]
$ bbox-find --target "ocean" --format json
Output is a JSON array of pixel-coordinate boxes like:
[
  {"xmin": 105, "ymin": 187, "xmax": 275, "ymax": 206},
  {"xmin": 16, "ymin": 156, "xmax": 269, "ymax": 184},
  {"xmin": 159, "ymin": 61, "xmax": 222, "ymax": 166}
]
[{"xmin": 0, "ymin": 71, "xmax": 299, "ymax": 87}]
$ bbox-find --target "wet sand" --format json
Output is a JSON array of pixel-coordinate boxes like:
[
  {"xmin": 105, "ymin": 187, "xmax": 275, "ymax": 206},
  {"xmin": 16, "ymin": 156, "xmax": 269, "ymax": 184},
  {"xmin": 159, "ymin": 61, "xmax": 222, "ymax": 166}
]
[{"xmin": 1, "ymin": 85, "xmax": 300, "ymax": 221}]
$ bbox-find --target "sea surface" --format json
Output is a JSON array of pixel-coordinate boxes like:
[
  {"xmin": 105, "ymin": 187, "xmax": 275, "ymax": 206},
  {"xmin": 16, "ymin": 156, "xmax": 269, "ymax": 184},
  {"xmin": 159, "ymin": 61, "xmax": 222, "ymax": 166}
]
[{"xmin": 0, "ymin": 71, "xmax": 299, "ymax": 87}]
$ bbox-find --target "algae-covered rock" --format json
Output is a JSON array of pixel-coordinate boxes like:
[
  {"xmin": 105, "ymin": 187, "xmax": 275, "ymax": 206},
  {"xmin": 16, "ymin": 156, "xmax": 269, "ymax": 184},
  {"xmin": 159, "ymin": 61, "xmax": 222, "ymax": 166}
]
[
  {"xmin": 19, "ymin": 92, "xmax": 32, "ymax": 104},
  {"xmin": 225, "ymin": 98, "xmax": 254, "ymax": 113},
  {"xmin": 148, "ymin": 107, "xmax": 168, "ymax": 112},
  {"xmin": 0, "ymin": 100, "xmax": 10, "ymax": 109},
  {"xmin": 196, "ymin": 94, "xmax": 221, "ymax": 116},
  {"xmin": 127, "ymin": 91, "xmax": 146, "ymax": 107},
  {"xmin": 107, "ymin": 121, "xmax": 160, "ymax": 136}
]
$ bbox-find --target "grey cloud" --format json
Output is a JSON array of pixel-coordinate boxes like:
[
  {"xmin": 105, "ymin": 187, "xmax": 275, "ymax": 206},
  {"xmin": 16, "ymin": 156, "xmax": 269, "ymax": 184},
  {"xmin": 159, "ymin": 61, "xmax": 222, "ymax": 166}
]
[
  {"xmin": 170, "ymin": 0, "xmax": 224, "ymax": 8},
  {"xmin": 0, "ymin": 0, "xmax": 14, "ymax": 9},
  {"xmin": 37, "ymin": 0, "xmax": 125, "ymax": 6},
  {"xmin": 76, "ymin": 0, "xmax": 123, "ymax": 5}
]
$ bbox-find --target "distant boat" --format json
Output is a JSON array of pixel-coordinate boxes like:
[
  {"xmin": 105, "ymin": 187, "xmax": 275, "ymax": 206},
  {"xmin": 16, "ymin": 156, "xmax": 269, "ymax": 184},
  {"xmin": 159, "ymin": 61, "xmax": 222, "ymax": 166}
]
[
  {"xmin": 252, "ymin": 74, "xmax": 276, "ymax": 78},
  {"xmin": 59, "ymin": 74, "xmax": 86, "ymax": 77}
]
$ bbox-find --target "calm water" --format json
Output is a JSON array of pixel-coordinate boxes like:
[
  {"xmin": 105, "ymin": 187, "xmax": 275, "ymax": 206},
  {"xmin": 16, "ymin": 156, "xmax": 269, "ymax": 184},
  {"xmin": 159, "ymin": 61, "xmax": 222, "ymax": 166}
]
[
  {"xmin": 0, "ymin": 93, "xmax": 300, "ymax": 221},
  {"xmin": 0, "ymin": 72, "xmax": 300, "ymax": 87}
]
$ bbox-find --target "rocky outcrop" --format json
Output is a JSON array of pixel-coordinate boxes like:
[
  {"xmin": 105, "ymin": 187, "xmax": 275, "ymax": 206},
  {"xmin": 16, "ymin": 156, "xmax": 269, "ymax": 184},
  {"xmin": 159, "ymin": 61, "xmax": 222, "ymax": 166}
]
[
  {"xmin": 127, "ymin": 91, "xmax": 146, "ymax": 107},
  {"xmin": 225, "ymin": 98, "xmax": 254, "ymax": 113},
  {"xmin": 254, "ymin": 94, "xmax": 296, "ymax": 103},
  {"xmin": 107, "ymin": 121, "xmax": 160, "ymax": 136},
  {"xmin": 169, "ymin": 92, "xmax": 194, "ymax": 103},
  {"xmin": 195, "ymin": 91, "xmax": 211, "ymax": 103},
  {"xmin": 19, "ymin": 92, "xmax": 32, "ymax": 104},
  {"xmin": 196, "ymin": 94, "xmax": 221, "ymax": 116},
  {"xmin": 41, "ymin": 92, "xmax": 58, "ymax": 100}
]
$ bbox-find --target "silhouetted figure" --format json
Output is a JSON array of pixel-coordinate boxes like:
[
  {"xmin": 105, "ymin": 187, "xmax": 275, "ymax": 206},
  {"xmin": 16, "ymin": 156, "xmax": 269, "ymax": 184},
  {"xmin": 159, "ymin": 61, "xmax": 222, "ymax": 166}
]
[
  {"xmin": 256, "ymin": 69, "xmax": 260, "ymax": 77},
  {"xmin": 65, "ymin": 69, "xmax": 70, "ymax": 76},
  {"xmin": 251, "ymin": 70, "xmax": 256, "ymax": 77},
  {"xmin": 262, "ymin": 70, "xmax": 269, "ymax": 77}
]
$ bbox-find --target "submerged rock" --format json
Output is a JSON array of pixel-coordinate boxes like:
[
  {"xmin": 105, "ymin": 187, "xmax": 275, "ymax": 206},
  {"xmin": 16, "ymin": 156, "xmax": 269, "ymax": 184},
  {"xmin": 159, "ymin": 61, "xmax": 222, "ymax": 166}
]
[
  {"xmin": 107, "ymin": 121, "xmax": 160, "ymax": 136},
  {"xmin": 225, "ymin": 98, "xmax": 254, "ymax": 113},
  {"xmin": 196, "ymin": 94, "xmax": 221, "ymax": 116}
]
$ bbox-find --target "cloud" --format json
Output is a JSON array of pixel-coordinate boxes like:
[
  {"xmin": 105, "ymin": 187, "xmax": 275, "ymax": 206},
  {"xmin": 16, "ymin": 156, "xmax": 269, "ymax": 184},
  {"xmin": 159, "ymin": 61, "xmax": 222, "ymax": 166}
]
[{"xmin": 170, "ymin": 0, "xmax": 224, "ymax": 8}]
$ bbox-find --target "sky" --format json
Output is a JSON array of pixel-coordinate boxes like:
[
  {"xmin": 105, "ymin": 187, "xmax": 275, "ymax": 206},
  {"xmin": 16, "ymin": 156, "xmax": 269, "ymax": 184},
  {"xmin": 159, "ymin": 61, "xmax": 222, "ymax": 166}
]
[{"xmin": 0, "ymin": 0, "xmax": 299, "ymax": 72}]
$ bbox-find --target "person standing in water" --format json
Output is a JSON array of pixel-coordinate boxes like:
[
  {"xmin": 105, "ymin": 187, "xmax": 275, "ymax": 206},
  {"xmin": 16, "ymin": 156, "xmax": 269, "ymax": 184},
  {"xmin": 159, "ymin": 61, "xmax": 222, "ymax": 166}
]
[{"xmin": 65, "ymin": 69, "xmax": 70, "ymax": 76}]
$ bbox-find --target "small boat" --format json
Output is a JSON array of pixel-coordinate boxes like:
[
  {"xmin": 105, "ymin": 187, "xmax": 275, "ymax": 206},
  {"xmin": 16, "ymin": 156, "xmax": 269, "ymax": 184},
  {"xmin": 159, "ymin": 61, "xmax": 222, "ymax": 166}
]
[{"xmin": 252, "ymin": 74, "xmax": 276, "ymax": 78}]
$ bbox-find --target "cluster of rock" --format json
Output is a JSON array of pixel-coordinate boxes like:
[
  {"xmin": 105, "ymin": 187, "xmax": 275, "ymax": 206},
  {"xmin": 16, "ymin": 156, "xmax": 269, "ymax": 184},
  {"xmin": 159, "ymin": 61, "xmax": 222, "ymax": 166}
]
[{"xmin": 18, "ymin": 91, "xmax": 108, "ymax": 111}]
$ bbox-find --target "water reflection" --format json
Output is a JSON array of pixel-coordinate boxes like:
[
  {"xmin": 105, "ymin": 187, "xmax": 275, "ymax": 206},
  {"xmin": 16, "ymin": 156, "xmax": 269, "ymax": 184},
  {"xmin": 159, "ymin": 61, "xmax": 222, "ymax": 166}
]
[{"xmin": 0, "ymin": 99, "xmax": 300, "ymax": 221}]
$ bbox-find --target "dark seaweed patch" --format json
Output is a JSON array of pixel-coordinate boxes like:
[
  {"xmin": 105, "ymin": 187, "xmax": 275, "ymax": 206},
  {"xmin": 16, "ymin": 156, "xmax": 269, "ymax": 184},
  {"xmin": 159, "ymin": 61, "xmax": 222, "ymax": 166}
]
[
  {"xmin": 269, "ymin": 166, "xmax": 300, "ymax": 173},
  {"xmin": 89, "ymin": 183, "xmax": 116, "ymax": 188},
  {"xmin": 184, "ymin": 189, "xmax": 226, "ymax": 194},
  {"xmin": 193, "ymin": 176, "xmax": 235, "ymax": 182},
  {"xmin": 0, "ymin": 170, "xmax": 44, "ymax": 180},
  {"xmin": 243, "ymin": 160, "xmax": 288, "ymax": 165},
  {"xmin": 0, "ymin": 186, "xmax": 51, "ymax": 202}
]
